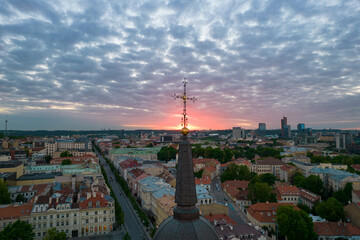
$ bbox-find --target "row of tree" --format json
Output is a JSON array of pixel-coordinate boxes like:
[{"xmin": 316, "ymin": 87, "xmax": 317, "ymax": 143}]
[
  {"xmin": 192, "ymin": 145, "xmax": 283, "ymax": 163},
  {"xmin": 0, "ymin": 221, "xmax": 66, "ymax": 240}
]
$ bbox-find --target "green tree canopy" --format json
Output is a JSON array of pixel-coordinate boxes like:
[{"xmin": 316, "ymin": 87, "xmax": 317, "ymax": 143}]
[
  {"xmin": 260, "ymin": 173, "xmax": 276, "ymax": 186},
  {"xmin": 248, "ymin": 182, "xmax": 277, "ymax": 203},
  {"xmin": 315, "ymin": 197, "xmax": 344, "ymax": 221},
  {"xmin": 15, "ymin": 194, "xmax": 26, "ymax": 203},
  {"xmin": 60, "ymin": 151, "xmax": 73, "ymax": 157},
  {"xmin": 122, "ymin": 232, "xmax": 131, "ymax": 240},
  {"xmin": 220, "ymin": 164, "xmax": 252, "ymax": 182},
  {"xmin": 44, "ymin": 228, "xmax": 67, "ymax": 240},
  {"xmin": 277, "ymin": 206, "xmax": 317, "ymax": 240},
  {"xmin": 0, "ymin": 220, "xmax": 34, "ymax": 240},
  {"xmin": 61, "ymin": 159, "xmax": 72, "ymax": 165},
  {"xmin": 157, "ymin": 146, "xmax": 177, "ymax": 162},
  {"xmin": 294, "ymin": 174, "xmax": 325, "ymax": 197},
  {"xmin": 0, "ymin": 180, "xmax": 11, "ymax": 204}
]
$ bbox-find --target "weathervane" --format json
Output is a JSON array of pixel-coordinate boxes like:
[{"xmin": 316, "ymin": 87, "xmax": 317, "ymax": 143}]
[{"xmin": 171, "ymin": 78, "xmax": 197, "ymax": 136}]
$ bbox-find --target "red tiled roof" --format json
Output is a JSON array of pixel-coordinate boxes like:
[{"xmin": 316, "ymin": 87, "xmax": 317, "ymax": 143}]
[
  {"xmin": 128, "ymin": 168, "xmax": 145, "ymax": 179},
  {"xmin": 204, "ymin": 165, "xmax": 216, "ymax": 173},
  {"xmin": 298, "ymin": 188, "xmax": 320, "ymax": 203},
  {"xmin": 119, "ymin": 159, "xmax": 141, "ymax": 169},
  {"xmin": 352, "ymin": 164, "xmax": 360, "ymax": 171},
  {"xmin": 195, "ymin": 176, "xmax": 211, "ymax": 185},
  {"xmin": 314, "ymin": 222, "xmax": 360, "ymax": 236},
  {"xmin": 0, "ymin": 203, "xmax": 33, "ymax": 220},
  {"xmin": 256, "ymin": 158, "xmax": 284, "ymax": 166},
  {"xmin": 222, "ymin": 181, "xmax": 250, "ymax": 198},
  {"xmin": 79, "ymin": 191, "xmax": 109, "ymax": 209},
  {"xmin": 277, "ymin": 185, "xmax": 300, "ymax": 196},
  {"xmin": 204, "ymin": 214, "xmax": 238, "ymax": 226},
  {"xmin": 248, "ymin": 203, "xmax": 299, "ymax": 224},
  {"xmin": 280, "ymin": 164, "xmax": 297, "ymax": 172}
]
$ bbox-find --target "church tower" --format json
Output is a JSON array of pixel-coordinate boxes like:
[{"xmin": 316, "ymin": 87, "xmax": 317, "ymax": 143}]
[{"xmin": 153, "ymin": 79, "xmax": 219, "ymax": 240}]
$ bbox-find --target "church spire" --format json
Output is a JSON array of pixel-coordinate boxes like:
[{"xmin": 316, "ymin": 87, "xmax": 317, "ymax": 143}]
[{"xmin": 172, "ymin": 78, "xmax": 199, "ymax": 221}]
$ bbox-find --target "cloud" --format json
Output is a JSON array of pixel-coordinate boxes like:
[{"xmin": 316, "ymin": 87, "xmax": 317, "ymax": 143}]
[{"xmin": 0, "ymin": 0, "xmax": 359, "ymax": 130}]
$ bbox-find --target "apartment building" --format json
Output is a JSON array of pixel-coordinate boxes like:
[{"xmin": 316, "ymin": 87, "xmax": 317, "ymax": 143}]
[{"xmin": 251, "ymin": 158, "xmax": 285, "ymax": 178}]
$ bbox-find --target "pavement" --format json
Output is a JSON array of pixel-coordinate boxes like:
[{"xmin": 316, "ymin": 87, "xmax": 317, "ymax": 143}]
[{"xmin": 96, "ymin": 150, "xmax": 151, "ymax": 240}]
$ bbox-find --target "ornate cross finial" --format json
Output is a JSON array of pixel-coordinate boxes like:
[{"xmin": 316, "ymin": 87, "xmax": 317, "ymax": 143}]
[{"xmin": 171, "ymin": 78, "xmax": 197, "ymax": 135}]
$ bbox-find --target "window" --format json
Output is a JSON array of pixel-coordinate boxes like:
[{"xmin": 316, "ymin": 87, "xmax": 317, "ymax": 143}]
[
  {"xmin": 86, "ymin": 212, "xmax": 89, "ymax": 216},
  {"xmin": 43, "ymin": 216, "xmax": 46, "ymax": 220},
  {"xmin": 43, "ymin": 224, "xmax": 46, "ymax": 228},
  {"xmin": 95, "ymin": 219, "xmax": 98, "ymax": 223},
  {"xmin": 50, "ymin": 215, "xmax": 53, "ymax": 219},
  {"xmin": 33, "ymin": 217, "xmax": 36, "ymax": 221},
  {"xmin": 74, "ymin": 213, "xmax": 77, "ymax": 217},
  {"xmin": 66, "ymin": 221, "xmax": 69, "ymax": 226},
  {"xmin": 74, "ymin": 221, "xmax": 77, "ymax": 225},
  {"xmin": 38, "ymin": 232, "xmax": 41, "ymax": 237},
  {"xmin": 38, "ymin": 216, "xmax": 41, "ymax": 220},
  {"xmin": 61, "ymin": 222, "xmax": 64, "ymax": 226},
  {"xmin": 103, "ymin": 210, "xmax": 106, "ymax": 214},
  {"xmin": 66, "ymin": 213, "xmax": 69, "ymax": 217},
  {"xmin": 38, "ymin": 224, "xmax": 41, "ymax": 229},
  {"xmin": 50, "ymin": 223, "xmax": 53, "ymax": 227},
  {"xmin": 103, "ymin": 218, "xmax": 106, "ymax": 222},
  {"xmin": 86, "ymin": 220, "xmax": 89, "ymax": 224},
  {"xmin": 56, "ymin": 222, "xmax": 59, "ymax": 227},
  {"xmin": 43, "ymin": 232, "xmax": 46, "ymax": 236},
  {"xmin": 95, "ymin": 211, "xmax": 97, "ymax": 215},
  {"xmin": 57, "ymin": 214, "xmax": 60, "ymax": 219}
]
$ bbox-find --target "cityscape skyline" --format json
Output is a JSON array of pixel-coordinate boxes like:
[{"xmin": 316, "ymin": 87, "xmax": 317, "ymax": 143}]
[{"xmin": 1, "ymin": 0, "xmax": 360, "ymax": 130}]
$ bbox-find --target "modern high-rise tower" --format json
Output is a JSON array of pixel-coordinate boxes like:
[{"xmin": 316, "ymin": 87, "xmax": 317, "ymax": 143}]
[
  {"xmin": 258, "ymin": 123, "xmax": 266, "ymax": 136},
  {"xmin": 281, "ymin": 116, "xmax": 291, "ymax": 138}
]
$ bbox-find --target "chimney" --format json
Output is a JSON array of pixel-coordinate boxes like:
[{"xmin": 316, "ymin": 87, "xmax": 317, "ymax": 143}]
[
  {"xmin": 92, "ymin": 191, "xmax": 96, "ymax": 198},
  {"xmin": 49, "ymin": 198, "xmax": 52, "ymax": 205},
  {"xmin": 56, "ymin": 197, "xmax": 59, "ymax": 203},
  {"xmin": 229, "ymin": 225, "xmax": 233, "ymax": 230},
  {"xmin": 87, "ymin": 192, "xmax": 91, "ymax": 199},
  {"xmin": 220, "ymin": 226, "xmax": 223, "ymax": 231}
]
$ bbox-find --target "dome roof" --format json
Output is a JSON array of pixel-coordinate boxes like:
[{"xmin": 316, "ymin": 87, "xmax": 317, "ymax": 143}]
[{"xmin": 153, "ymin": 216, "xmax": 219, "ymax": 240}]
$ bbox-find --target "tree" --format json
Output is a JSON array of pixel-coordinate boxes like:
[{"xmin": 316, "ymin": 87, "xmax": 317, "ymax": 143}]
[
  {"xmin": 277, "ymin": 206, "xmax": 317, "ymax": 240},
  {"xmin": 0, "ymin": 180, "xmax": 11, "ymax": 204},
  {"xmin": 194, "ymin": 169, "xmax": 204, "ymax": 178},
  {"xmin": 260, "ymin": 173, "xmax": 276, "ymax": 186},
  {"xmin": 220, "ymin": 164, "xmax": 252, "ymax": 182},
  {"xmin": 15, "ymin": 194, "xmax": 26, "ymax": 203},
  {"xmin": 315, "ymin": 197, "xmax": 344, "ymax": 221},
  {"xmin": 294, "ymin": 174, "xmax": 325, "ymax": 197},
  {"xmin": 45, "ymin": 155, "xmax": 52, "ymax": 164},
  {"xmin": 122, "ymin": 232, "xmax": 131, "ymax": 240},
  {"xmin": 60, "ymin": 151, "xmax": 73, "ymax": 157},
  {"xmin": 44, "ymin": 228, "xmax": 67, "ymax": 240},
  {"xmin": 61, "ymin": 159, "xmax": 72, "ymax": 165},
  {"xmin": 0, "ymin": 220, "xmax": 34, "ymax": 240},
  {"xmin": 248, "ymin": 182, "xmax": 277, "ymax": 203},
  {"xmin": 157, "ymin": 146, "xmax": 177, "ymax": 162},
  {"xmin": 297, "ymin": 203, "xmax": 311, "ymax": 214}
]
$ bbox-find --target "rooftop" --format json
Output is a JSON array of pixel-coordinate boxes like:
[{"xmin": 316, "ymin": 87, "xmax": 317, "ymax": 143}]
[{"xmin": 314, "ymin": 222, "xmax": 360, "ymax": 236}]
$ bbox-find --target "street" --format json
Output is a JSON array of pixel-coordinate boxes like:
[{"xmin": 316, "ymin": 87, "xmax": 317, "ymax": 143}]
[
  {"xmin": 96, "ymin": 151, "xmax": 151, "ymax": 240},
  {"xmin": 210, "ymin": 177, "xmax": 249, "ymax": 225}
]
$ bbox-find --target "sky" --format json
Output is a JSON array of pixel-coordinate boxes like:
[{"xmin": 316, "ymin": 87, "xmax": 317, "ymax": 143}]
[{"xmin": 0, "ymin": 0, "xmax": 360, "ymax": 131}]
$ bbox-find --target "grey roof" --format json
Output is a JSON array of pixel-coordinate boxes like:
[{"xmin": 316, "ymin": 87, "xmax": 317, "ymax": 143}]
[
  {"xmin": 153, "ymin": 216, "xmax": 219, "ymax": 240},
  {"xmin": 0, "ymin": 161, "xmax": 22, "ymax": 168},
  {"xmin": 17, "ymin": 172, "xmax": 62, "ymax": 180}
]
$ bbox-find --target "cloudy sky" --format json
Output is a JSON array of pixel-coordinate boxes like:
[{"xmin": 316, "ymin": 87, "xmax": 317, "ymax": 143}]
[{"xmin": 1, "ymin": 0, "xmax": 360, "ymax": 131}]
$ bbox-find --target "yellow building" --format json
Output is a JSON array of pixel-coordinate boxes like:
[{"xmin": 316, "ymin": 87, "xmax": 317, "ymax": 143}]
[
  {"xmin": 0, "ymin": 161, "xmax": 24, "ymax": 178},
  {"xmin": 155, "ymin": 195, "xmax": 176, "ymax": 227}
]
